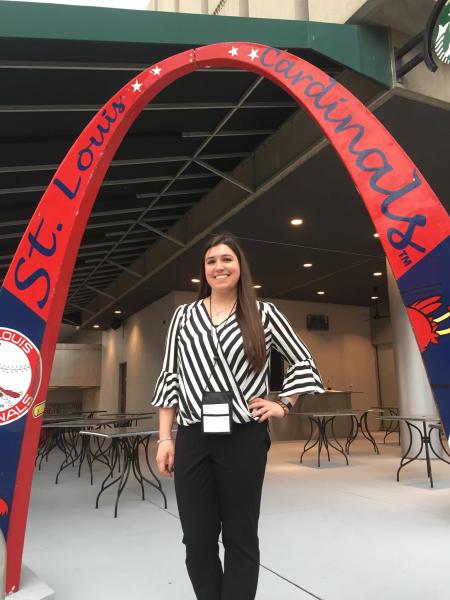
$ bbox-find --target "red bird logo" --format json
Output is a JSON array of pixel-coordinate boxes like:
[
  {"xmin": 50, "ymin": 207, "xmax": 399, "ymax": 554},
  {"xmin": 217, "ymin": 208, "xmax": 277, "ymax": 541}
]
[
  {"xmin": 0, "ymin": 386, "xmax": 21, "ymax": 399},
  {"xmin": 0, "ymin": 497, "xmax": 8, "ymax": 517},
  {"xmin": 407, "ymin": 296, "xmax": 450, "ymax": 352}
]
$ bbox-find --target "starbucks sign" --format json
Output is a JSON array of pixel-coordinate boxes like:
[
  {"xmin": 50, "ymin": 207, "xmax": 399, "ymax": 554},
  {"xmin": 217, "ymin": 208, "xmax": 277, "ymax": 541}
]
[{"xmin": 432, "ymin": 0, "xmax": 450, "ymax": 65}]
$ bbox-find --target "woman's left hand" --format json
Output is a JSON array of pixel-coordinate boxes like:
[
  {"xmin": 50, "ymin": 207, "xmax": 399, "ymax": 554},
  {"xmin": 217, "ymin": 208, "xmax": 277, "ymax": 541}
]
[{"xmin": 248, "ymin": 398, "xmax": 285, "ymax": 422}]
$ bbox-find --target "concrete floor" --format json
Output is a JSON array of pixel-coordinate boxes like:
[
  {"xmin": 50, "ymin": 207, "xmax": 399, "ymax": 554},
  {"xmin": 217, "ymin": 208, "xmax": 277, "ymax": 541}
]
[{"xmin": 23, "ymin": 432, "xmax": 450, "ymax": 600}]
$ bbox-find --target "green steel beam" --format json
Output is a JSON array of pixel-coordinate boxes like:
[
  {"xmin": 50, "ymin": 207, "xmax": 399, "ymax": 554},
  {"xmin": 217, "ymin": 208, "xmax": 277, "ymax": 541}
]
[{"xmin": 0, "ymin": 1, "xmax": 392, "ymax": 86}]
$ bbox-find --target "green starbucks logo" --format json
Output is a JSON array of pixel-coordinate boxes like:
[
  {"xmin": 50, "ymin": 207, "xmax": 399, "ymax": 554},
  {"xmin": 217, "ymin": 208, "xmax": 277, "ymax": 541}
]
[{"xmin": 433, "ymin": 0, "xmax": 450, "ymax": 65}]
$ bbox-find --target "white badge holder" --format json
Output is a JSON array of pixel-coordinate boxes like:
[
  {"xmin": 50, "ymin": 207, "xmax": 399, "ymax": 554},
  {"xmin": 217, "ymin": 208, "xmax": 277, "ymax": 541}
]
[{"xmin": 201, "ymin": 391, "xmax": 233, "ymax": 434}]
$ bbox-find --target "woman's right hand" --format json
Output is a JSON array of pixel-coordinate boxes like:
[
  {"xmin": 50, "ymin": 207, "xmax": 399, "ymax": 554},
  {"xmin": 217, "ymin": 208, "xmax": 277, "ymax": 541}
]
[{"xmin": 156, "ymin": 439, "xmax": 175, "ymax": 478}]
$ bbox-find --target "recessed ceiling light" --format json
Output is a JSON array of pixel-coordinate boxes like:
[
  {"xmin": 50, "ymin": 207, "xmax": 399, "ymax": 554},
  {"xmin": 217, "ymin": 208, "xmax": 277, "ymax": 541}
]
[
  {"xmin": 191, "ymin": 278, "xmax": 200, "ymax": 283},
  {"xmin": 290, "ymin": 218, "xmax": 303, "ymax": 226},
  {"xmin": 93, "ymin": 324, "xmax": 100, "ymax": 329},
  {"xmin": 373, "ymin": 272, "xmax": 383, "ymax": 277},
  {"xmin": 371, "ymin": 296, "xmax": 379, "ymax": 300},
  {"xmin": 114, "ymin": 310, "xmax": 122, "ymax": 315},
  {"xmin": 373, "ymin": 233, "xmax": 379, "ymax": 238},
  {"xmin": 303, "ymin": 263, "xmax": 313, "ymax": 268},
  {"xmin": 317, "ymin": 291, "xmax": 325, "ymax": 295},
  {"xmin": 254, "ymin": 284, "xmax": 262, "ymax": 289}
]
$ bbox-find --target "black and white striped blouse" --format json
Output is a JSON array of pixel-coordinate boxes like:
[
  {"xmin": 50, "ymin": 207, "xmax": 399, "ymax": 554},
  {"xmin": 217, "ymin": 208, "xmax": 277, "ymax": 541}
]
[{"xmin": 151, "ymin": 300, "xmax": 324, "ymax": 426}]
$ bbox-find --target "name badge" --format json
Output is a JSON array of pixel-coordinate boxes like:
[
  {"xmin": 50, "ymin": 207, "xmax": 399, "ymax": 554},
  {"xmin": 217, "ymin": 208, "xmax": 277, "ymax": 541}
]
[{"xmin": 201, "ymin": 391, "xmax": 233, "ymax": 434}]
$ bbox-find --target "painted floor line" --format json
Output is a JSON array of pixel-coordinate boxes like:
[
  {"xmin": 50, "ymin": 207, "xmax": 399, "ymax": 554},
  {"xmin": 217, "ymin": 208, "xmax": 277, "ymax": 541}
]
[{"xmin": 146, "ymin": 494, "xmax": 325, "ymax": 599}]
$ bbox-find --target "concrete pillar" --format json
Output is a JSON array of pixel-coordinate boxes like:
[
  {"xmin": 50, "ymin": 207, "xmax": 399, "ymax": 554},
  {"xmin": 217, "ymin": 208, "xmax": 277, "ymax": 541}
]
[
  {"xmin": 248, "ymin": 0, "xmax": 308, "ymax": 20},
  {"xmin": 152, "ymin": 0, "xmax": 180, "ymax": 12},
  {"xmin": 179, "ymin": 0, "xmax": 208, "ymax": 14},
  {"xmin": 387, "ymin": 261, "xmax": 441, "ymax": 457},
  {"xmin": 308, "ymin": 0, "xmax": 369, "ymax": 24}
]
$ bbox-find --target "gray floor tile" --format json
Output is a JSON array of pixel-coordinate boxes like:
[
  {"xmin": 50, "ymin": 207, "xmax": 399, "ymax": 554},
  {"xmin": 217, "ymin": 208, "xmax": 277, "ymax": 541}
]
[{"xmin": 23, "ymin": 433, "xmax": 450, "ymax": 599}]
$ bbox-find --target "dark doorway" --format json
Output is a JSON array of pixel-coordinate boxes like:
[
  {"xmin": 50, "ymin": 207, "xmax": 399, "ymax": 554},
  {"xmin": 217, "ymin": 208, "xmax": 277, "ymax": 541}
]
[
  {"xmin": 119, "ymin": 362, "xmax": 127, "ymax": 413},
  {"xmin": 269, "ymin": 349, "xmax": 285, "ymax": 392}
]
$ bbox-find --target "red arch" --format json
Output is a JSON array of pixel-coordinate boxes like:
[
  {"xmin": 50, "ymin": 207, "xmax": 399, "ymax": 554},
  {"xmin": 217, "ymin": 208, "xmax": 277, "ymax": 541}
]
[{"xmin": 1, "ymin": 43, "xmax": 449, "ymax": 593}]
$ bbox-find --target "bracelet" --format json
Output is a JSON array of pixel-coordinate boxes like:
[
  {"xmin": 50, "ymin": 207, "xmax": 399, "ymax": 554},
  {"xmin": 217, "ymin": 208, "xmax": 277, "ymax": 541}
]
[
  {"xmin": 157, "ymin": 437, "xmax": 173, "ymax": 445},
  {"xmin": 274, "ymin": 400, "xmax": 289, "ymax": 418}
]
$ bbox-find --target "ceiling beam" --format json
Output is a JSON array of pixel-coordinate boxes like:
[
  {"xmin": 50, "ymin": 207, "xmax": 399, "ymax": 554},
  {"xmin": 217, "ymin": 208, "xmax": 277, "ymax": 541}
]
[
  {"xmin": 0, "ymin": 101, "xmax": 296, "ymax": 113},
  {"xmin": 78, "ymin": 244, "xmax": 150, "ymax": 259},
  {"xmin": 0, "ymin": 214, "xmax": 181, "ymax": 240},
  {"xmin": 194, "ymin": 159, "xmax": 253, "ymax": 193},
  {"xmin": 136, "ymin": 187, "xmax": 212, "ymax": 199},
  {"xmin": 0, "ymin": 153, "xmax": 250, "ymax": 174},
  {"xmin": 61, "ymin": 316, "xmax": 81, "ymax": 326},
  {"xmin": 181, "ymin": 129, "xmax": 276, "ymax": 138},
  {"xmin": 84, "ymin": 285, "xmax": 116, "ymax": 300},
  {"xmin": 104, "ymin": 231, "xmax": 158, "ymax": 238},
  {"xmin": 105, "ymin": 259, "xmax": 142, "ymax": 278},
  {"xmin": 137, "ymin": 222, "xmax": 185, "ymax": 248},
  {"xmin": 0, "ymin": 173, "xmax": 216, "ymax": 196},
  {"xmin": 72, "ymin": 264, "xmax": 119, "ymax": 273},
  {"xmin": 69, "ymin": 74, "xmax": 266, "ymax": 303},
  {"xmin": 88, "ymin": 203, "xmax": 194, "ymax": 219},
  {"xmin": 99, "ymin": 253, "xmax": 141, "ymax": 263},
  {"xmin": 79, "ymin": 72, "xmax": 390, "ymax": 325},
  {"xmin": 78, "ymin": 237, "xmax": 157, "ymax": 251},
  {"xmin": 70, "ymin": 275, "xmax": 119, "ymax": 287},
  {"xmin": 0, "ymin": 203, "xmax": 194, "ymax": 233},
  {"xmin": 66, "ymin": 301, "xmax": 94, "ymax": 315}
]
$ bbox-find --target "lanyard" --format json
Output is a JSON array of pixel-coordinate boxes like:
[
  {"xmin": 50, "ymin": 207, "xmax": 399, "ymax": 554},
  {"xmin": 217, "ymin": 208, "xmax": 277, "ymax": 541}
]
[{"xmin": 204, "ymin": 297, "xmax": 237, "ymax": 390}]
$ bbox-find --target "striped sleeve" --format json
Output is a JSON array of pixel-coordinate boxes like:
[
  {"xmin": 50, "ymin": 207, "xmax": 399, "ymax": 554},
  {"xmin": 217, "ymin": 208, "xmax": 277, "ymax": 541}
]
[
  {"xmin": 266, "ymin": 302, "xmax": 324, "ymax": 397},
  {"xmin": 151, "ymin": 304, "xmax": 185, "ymax": 408}
]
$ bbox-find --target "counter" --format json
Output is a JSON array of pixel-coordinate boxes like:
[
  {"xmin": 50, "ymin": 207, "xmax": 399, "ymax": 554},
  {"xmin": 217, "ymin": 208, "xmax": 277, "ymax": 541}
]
[{"xmin": 268, "ymin": 390, "xmax": 354, "ymax": 441}]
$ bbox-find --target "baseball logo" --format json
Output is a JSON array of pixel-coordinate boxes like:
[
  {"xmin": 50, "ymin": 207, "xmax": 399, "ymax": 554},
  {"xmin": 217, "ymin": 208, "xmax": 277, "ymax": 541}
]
[{"xmin": 0, "ymin": 328, "xmax": 42, "ymax": 426}]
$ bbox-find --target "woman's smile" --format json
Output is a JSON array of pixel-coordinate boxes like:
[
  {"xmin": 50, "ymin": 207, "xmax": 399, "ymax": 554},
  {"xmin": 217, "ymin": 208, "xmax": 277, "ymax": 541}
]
[{"xmin": 204, "ymin": 243, "xmax": 240, "ymax": 291}]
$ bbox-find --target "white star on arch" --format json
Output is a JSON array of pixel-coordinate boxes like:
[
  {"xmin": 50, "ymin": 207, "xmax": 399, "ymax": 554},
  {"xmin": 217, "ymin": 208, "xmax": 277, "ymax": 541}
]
[
  {"xmin": 132, "ymin": 79, "xmax": 143, "ymax": 92},
  {"xmin": 248, "ymin": 48, "xmax": 259, "ymax": 62},
  {"xmin": 150, "ymin": 65, "xmax": 162, "ymax": 76},
  {"xmin": 228, "ymin": 46, "xmax": 239, "ymax": 57}
]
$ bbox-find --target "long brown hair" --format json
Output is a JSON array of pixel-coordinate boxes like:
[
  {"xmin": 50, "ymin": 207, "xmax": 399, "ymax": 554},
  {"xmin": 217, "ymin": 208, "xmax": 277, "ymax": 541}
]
[{"xmin": 198, "ymin": 233, "xmax": 266, "ymax": 373}]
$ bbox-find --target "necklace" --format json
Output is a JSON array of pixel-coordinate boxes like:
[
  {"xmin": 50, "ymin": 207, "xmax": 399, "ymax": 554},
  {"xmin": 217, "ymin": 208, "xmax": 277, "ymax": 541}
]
[
  {"xmin": 213, "ymin": 306, "xmax": 230, "ymax": 316},
  {"xmin": 209, "ymin": 297, "xmax": 237, "ymax": 321}
]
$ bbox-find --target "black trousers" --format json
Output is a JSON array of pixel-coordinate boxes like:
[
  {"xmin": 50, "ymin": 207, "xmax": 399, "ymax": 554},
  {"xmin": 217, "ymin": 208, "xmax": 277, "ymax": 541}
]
[{"xmin": 174, "ymin": 421, "xmax": 270, "ymax": 600}]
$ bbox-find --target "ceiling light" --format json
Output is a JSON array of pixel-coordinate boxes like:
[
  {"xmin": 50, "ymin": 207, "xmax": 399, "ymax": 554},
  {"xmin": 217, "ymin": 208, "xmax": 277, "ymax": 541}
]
[
  {"xmin": 191, "ymin": 278, "xmax": 200, "ymax": 283},
  {"xmin": 373, "ymin": 233, "xmax": 379, "ymax": 238},
  {"xmin": 114, "ymin": 310, "xmax": 122, "ymax": 315},
  {"xmin": 93, "ymin": 324, "xmax": 100, "ymax": 329},
  {"xmin": 254, "ymin": 284, "xmax": 262, "ymax": 289},
  {"xmin": 290, "ymin": 218, "xmax": 303, "ymax": 226},
  {"xmin": 373, "ymin": 272, "xmax": 383, "ymax": 277},
  {"xmin": 317, "ymin": 291, "xmax": 325, "ymax": 295},
  {"xmin": 371, "ymin": 296, "xmax": 379, "ymax": 300},
  {"xmin": 303, "ymin": 263, "xmax": 313, "ymax": 268}
]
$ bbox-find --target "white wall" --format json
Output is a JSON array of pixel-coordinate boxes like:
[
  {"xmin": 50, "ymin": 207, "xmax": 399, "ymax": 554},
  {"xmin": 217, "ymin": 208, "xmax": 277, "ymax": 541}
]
[
  {"xmin": 308, "ymin": 0, "xmax": 368, "ymax": 23},
  {"xmin": 248, "ymin": 0, "xmax": 308, "ymax": 20},
  {"xmin": 98, "ymin": 325, "xmax": 124, "ymax": 413},
  {"xmin": 82, "ymin": 388, "xmax": 101, "ymax": 412},
  {"xmin": 151, "ymin": 0, "xmax": 308, "ymax": 19},
  {"xmin": 99, "ymin": 293, "xmax": 177, "ymax": 414},
  {"xmin": 97, "ymin": 291, "xmax": 379, "ymax": 426},
  {"xmin": 267, "ymin": 297, "xmax": 378, "ymax": 411},
  {"xmin": 50, "ymin": 344, "xmax": 102, "ymax": 388}
]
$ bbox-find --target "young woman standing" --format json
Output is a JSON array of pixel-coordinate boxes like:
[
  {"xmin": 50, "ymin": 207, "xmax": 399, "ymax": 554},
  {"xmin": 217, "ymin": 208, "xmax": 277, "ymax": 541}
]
[{"xmin": 152, "ymin": 233, "xmax": 323, "ymax": 600}]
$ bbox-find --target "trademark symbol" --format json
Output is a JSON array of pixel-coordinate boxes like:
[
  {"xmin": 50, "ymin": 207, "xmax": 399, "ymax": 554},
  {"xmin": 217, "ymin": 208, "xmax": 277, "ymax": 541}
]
[{"xmin": 399, "ymin": 250, "xmax": 412, "ymax": 266}]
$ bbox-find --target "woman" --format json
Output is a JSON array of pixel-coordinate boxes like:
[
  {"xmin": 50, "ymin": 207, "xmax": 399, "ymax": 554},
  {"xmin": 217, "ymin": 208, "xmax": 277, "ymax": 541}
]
[{"xmin": 152, "ymin": 233, "xmax": 323, "ymax": 600}]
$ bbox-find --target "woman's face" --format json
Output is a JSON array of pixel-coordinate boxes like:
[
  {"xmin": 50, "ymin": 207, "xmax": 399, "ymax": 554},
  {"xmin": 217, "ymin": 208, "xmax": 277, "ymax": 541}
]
[{"xmin": 204, "ymin": 243, "xmax": 241, "ymax": 295}]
